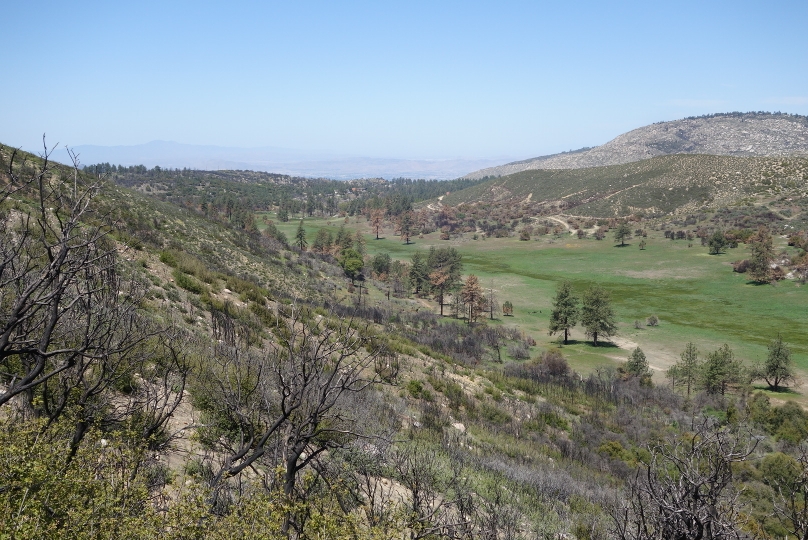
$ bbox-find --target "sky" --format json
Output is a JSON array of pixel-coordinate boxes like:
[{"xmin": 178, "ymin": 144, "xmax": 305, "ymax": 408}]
[{"xmin": 3, "ymin": 0, "xmax": 807, "ymax": 160}]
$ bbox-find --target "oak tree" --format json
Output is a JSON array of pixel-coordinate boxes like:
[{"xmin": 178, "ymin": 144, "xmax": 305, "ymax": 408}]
[{"xmin": 614, "ymin": 222, "xmax": 632, "ymax": 246}]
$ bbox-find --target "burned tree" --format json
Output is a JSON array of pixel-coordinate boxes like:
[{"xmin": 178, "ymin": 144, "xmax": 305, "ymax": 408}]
[
  {"xmin": 612, "ymin": 419, "xmax": 755, "ymax": 540},
  {"xmin": 0, "ymin": 141, "xmax": 154, "ymax": 413},
  {"xmin": 198, "ymin": 309, "xmax": 385, "ymax": 520}
]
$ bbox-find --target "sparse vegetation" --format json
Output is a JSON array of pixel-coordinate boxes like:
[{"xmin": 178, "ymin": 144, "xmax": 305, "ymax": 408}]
[{"xmin": 4, "ymin": 122, "xmax": 808, "ymax": 539}]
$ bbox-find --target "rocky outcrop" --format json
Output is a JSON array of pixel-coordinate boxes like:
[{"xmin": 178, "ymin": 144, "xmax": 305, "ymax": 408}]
[{"xmin": 464, "ymin": 112, "xmax": 808, "ymax": 179}]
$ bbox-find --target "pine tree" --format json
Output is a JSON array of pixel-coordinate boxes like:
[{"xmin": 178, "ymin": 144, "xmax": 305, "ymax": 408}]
[
  {"xmin": 761, "ymin": 333, "xmax": 794, "ymax": 391},
  {"xmin": 624, "ymin": 347, "xmax": 652, "ymax": 385},
  {"xmin": 294, "ymin": 220, "xmax": 308, "ymax": 251},
  {"xmin": 426, "ymin": 246, "xmax": 463, "ymax": 315},
  {"xmin": 370, "ymin": 208, "xmax": 385, "ymax": 239},
  {"xmin": 548, "ymin": 281, "xmax": 579, "ymax": 344},
  {"xmin": 399, "ymin": 211, "xmax": 414, "ymax": 244},
  {"xmin": 700, "ymin": 344, "xmax": 742, "ymax": 395},
  {"xmin": 429, "ymin": 268, "xmax": 450, "ymax": 315},
  {"xmin": 460, "ymin": 274, "xmax": 485, "ymax": 323},
  {"xmin": 353, "ymin": 230, "xmax": 367, "ymax": 257},
  {"xmin": 580, "ymin": 285, "xmax": 617, "ymax": 346},
  {"xmin": 335, "ymin": 223, "xmax": 353, "ymax": 253},
  {"xmin": 668, "ymin": 342, "xmax": 700, "ymax": 397},
  {"xmin": 747, "ymin": 226, "xmax": 774, "ymax": 283},
  {"xmin": 311, "ymin": 228, "xmax": 333, "ymax": 254},
  {"xmin": 409, "ymin": 251, "xmax": 428, "ymax": 295},
  {"xmin": 502, "ymin": 301, "xmax": 514, "ymax": 316},
  {"xmin": 486, "ymin": 280, "xmax": 499, "ymax": 320}
]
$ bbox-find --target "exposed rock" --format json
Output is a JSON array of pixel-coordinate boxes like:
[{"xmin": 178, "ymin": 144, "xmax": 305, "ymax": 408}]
[{"xmin": 465, "ymin": 112, "xmax": 808, "ymax": 179}]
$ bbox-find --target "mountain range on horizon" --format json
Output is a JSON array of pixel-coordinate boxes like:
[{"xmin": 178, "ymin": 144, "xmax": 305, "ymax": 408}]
[
  {"xmin": 42, "ymin": 112, "xmax": 808, "ymax": 181},
  {"xmin": 62, "ymin": 140, "xmax": 515, "ymax": 180}
]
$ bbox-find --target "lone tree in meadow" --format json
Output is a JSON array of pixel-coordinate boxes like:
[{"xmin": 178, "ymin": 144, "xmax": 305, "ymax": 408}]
[
  {"xmin": 370, "ymin": 208, "xmax": 385, "ymax": 239},
  {"xmin": 294, "ymin": 220, "xmax": 308, "ymax": 250},
  {"xmin": 399, "ymin": 211, "xmax": 414, "ymax": 244},
  {"xmin": 755, "ymin": 334, "xmax": 795, "ymax": 391},
  {"xmin": 614, "ymin": 222, "xmax": 632, "ymax": 246},
  {"xmin": 549, "ymin": 281, "xmax": 579, "ymax": 344},
  {"xmin": 502, "ymin": 301, "xmax": 514, "ymax": 316},
  {"xmin": 708, "ymin": 230, "xmax": 728, "ymax": 254},
  {"xmin": 581, "ymin": 285, "xmax": 617, "ymax": 346}
]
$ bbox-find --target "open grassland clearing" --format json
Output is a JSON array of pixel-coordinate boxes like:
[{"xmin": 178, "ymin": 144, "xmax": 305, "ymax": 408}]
[{"xmin": 265, "ymin": 212, "xmax": 808, "ymax": 386}]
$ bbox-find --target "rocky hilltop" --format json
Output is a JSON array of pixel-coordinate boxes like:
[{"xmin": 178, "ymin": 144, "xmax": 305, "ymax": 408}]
[{"xmin": 464, "ymin": 112, "xmax": 808, "ymax": 179}]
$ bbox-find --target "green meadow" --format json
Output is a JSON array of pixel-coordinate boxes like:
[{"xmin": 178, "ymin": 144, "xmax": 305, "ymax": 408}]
[{"xmin": 264, "ymin": 214, "xmax": 808, "ymax": 382}]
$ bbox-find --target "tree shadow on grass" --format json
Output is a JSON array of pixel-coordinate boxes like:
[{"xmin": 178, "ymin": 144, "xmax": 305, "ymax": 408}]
[
  {"xmin": 584, "ymin": 340, "xmax": 620, "ymax": 349},
  {"xmin": 613, "ymin": 243, "xmax": 631, "ymax": 248},
  {"xmin": 555, "ymin": 339, "xmax": 584, "ymax": 347},
  {"xmin": 745, "ymin": 280, "xmax": 771, "ymax": 286},
  {"xmin": 752, "ymin": 384, "xmax": 800, "ymax": 395}
]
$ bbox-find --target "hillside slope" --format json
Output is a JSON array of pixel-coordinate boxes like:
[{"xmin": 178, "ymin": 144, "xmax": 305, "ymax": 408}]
[
  {"xmin": 445, "ymin": 153, "xmax": 808, "ymax": 216},
  {"xmin": 464, "ymin": 112, "xmax": 808, "ymax": 179}
]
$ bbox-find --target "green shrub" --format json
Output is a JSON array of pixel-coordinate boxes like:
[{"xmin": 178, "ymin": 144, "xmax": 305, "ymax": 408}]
[
  {"xmin": 159, "ymin": 250, "xmax": 178, "ymax": 267},
  {"xmin": 173, "ymin": 269, "xmax": 205, "ymax": 295},
  {"xmin": 249, "ymin": 302, "xmax": 277, "ymax": 327},
  {"xmin": 480, "ymin": 403, "xmax": 512, "ymax": 424},
  {"xmin": 407, "ymin": 380, "xmax": 425, "ymax": 398}
]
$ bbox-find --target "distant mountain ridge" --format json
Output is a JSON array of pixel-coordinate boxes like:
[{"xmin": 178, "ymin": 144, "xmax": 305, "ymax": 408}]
[
  {"xmin": 68, "ymin": 140, "xmax": 511, "ymax": 180},
  {"xmin": 464, "ymin": 112, "xmax": 808, "ymax": 179}
]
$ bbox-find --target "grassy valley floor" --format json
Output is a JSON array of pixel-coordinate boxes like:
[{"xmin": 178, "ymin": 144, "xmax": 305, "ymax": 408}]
[{"xmin": 267, "ymin": 214, "xmax": 808, "ymax": 396}]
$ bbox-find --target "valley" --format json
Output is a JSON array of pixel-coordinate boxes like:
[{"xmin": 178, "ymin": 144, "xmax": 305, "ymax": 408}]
[
  {"xmin": 270, "ymin": 211, "xmax": 808, "ymax": 386},
  {"xmin": 4, "ymin": 112, "xmax": 808, "ymax": 539}
]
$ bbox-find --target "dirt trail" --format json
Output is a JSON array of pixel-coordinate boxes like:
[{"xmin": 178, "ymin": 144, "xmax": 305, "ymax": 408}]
[
  {"xmin": 606, "ymin": 335, "xmax": 681, "ymax": 380},
  {"xmin": 425, "ymin": 196, "xmax": 444, "ymax": 211},
  {"xmin": 534, "ymin": 215, "xmax": 573, "ymax": 233}
]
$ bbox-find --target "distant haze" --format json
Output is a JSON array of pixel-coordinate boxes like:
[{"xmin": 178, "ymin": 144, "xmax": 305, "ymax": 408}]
[
  {"xmin": 4, "ymin": 3, "xmax": 806, "ymax": 160},
  {"xmin": 69, "ymin": 141, "xmax": 514, "ymax": 180}
]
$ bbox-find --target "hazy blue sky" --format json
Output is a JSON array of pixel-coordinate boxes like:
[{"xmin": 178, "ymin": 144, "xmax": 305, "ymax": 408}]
[{"xmin": 3, "ymin": 0, "xmax": 807, "ymax": 159}]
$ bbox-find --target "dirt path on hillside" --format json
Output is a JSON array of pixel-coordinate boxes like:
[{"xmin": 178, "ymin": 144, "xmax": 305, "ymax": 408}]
[
  {"xmin": 426, "ymin": 195, "xmax": 444, "ymax": 211},
  {"xmin": 534, "ymin": 215, "xmax": 573, "ymax": 232}
]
